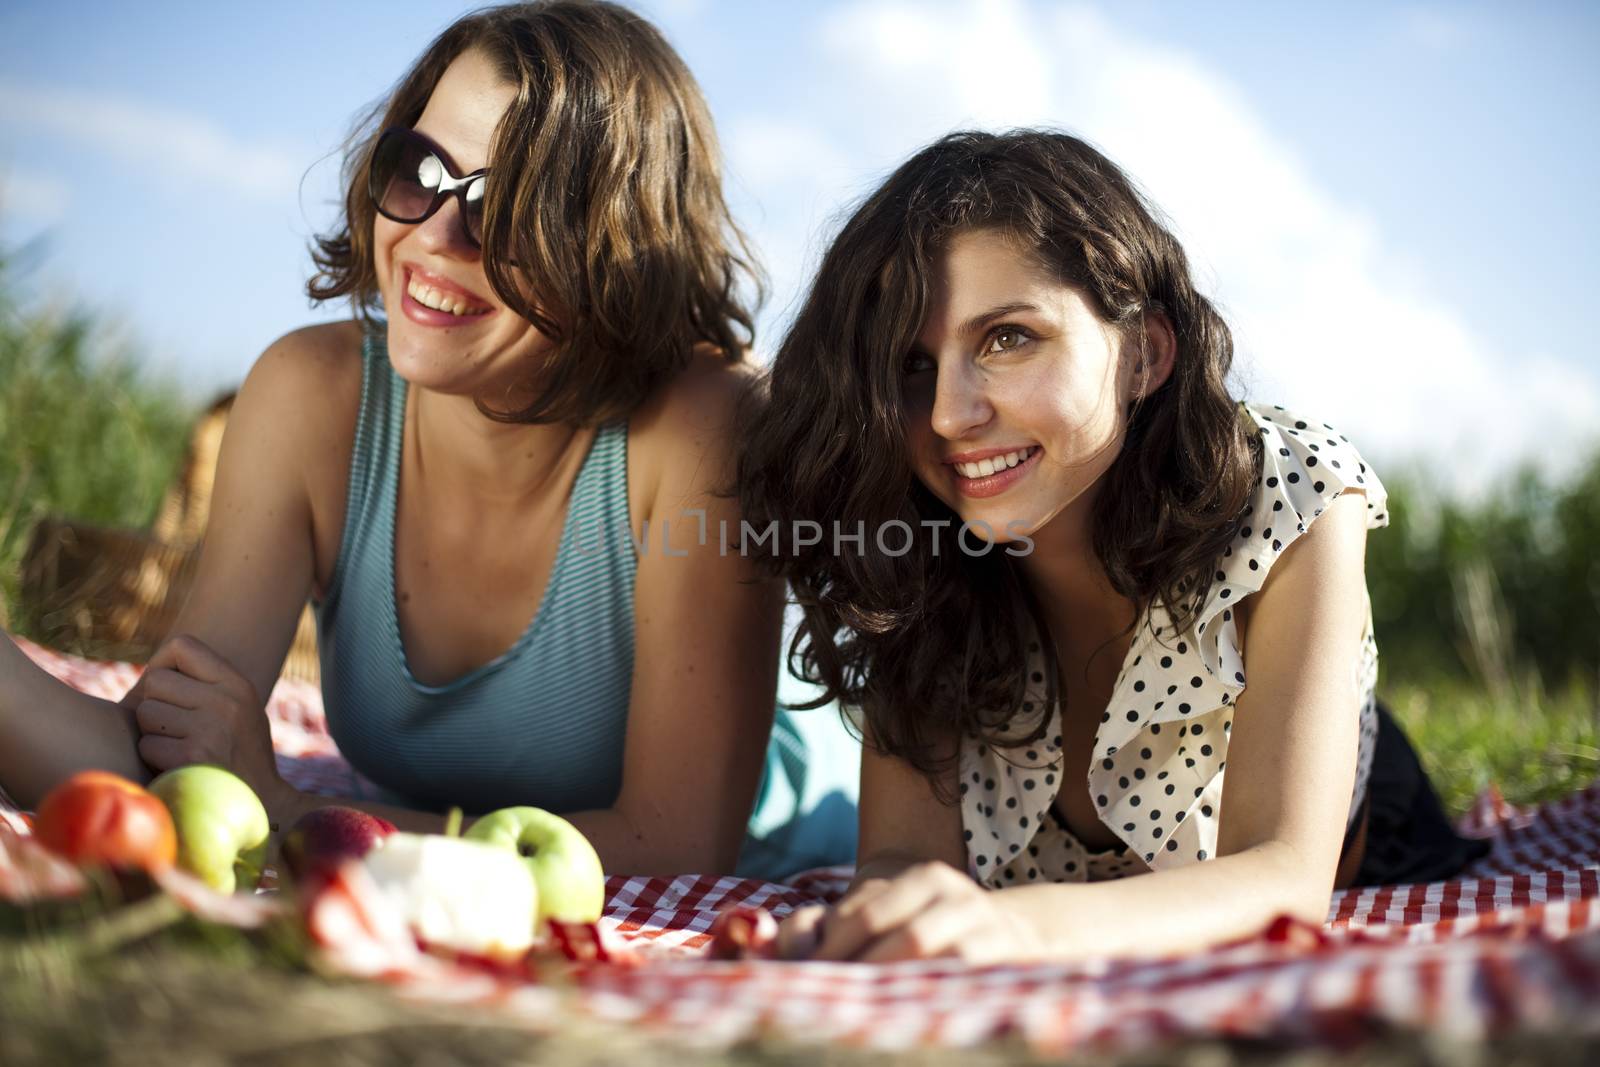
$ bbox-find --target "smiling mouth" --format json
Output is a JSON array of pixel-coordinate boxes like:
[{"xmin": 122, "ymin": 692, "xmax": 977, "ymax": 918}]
[
  {"xmin": 405, "ymin": 271, "xmax": 492, "ymax": 317},
  {"xmin": 951, "ymin": 446, "xmax": 1040, "ymax": 480}
]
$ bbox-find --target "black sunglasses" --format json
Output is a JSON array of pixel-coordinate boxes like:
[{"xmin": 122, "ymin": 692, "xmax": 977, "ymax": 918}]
[{"xmin": 368, "ymin": 127, "xmax": 487, "ymax": 247}]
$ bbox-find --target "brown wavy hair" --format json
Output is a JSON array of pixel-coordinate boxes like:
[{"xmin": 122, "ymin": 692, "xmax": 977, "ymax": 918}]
[
  {"xmin": 739, "ymin": 130, "xmax": 1262, "ymax": 794},
  {"xmin": 308, "ymin": 0, "xmax": 761, "ymax": 425}
]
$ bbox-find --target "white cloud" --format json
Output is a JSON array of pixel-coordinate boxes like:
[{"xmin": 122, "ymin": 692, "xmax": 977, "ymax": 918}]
[
  {"xmin": 729, "ymin": 0, "xmax": 1598, "ymax": 488},
  {"xmin": 0, "ymin": 81, "xmax": 302, "ymax": 202},
  {"xmin": 1396, "ymin": 6, "xmax": 1479, "ymax": 53},
  {"xmin": 0, "ymin": 167, "xmax": 70, "ymax": 224},
  {"xmin": 727, "ymin": 118, "xmax": 856, "ymax": 191}
]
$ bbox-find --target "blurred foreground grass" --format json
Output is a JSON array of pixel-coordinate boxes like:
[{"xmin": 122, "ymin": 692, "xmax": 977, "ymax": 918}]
[{"xmin": 3, "ymin": 899, "xmax": 1596, "ymax": 1067}]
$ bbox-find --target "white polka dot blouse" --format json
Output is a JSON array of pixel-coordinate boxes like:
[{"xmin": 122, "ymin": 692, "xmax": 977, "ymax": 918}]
[{"xmin": 959, "ymin": 403, "xmax": 1389, "ymax": 886}]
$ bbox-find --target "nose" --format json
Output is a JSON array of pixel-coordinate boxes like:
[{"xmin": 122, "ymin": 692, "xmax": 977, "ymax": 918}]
[
  {"xmin": 929, "ymin": 358, "xmax": 994, "ymax": 441},
  {"xmin": 412, "ymin": 195, "xmax": 479, "ymax": 259}
]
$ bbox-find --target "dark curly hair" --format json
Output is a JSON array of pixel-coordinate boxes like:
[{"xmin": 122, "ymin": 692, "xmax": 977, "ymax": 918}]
[
  {"xmin": 738, "ymin": 129, "xmax": 1261, "ymax": 797},
  {"xmin": 308, "ymin": 0, "xmax": 761, "ymax": 425}
]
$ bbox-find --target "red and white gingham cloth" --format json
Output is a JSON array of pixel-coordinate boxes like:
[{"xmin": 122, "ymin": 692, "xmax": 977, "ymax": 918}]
[{"xmin": 3, "ymin": 636, "xmax": 1597, "ymax": 1053}]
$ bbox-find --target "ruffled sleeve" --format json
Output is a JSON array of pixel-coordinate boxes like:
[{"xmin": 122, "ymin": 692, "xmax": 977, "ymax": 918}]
[{"xmin": 1187, "ymin": 403, "xmax": 1389, "ymax": 691}]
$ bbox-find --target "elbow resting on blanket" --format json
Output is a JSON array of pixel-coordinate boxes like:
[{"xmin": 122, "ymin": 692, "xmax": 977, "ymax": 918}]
[{"xmin": 1217, "ymin": 840, "xmax": 1342, "ymax": 933}]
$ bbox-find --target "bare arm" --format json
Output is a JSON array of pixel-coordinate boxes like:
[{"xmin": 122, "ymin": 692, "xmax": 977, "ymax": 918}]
[
  {"xmin": 774, "ymin": 717, "xmax": 966, "ymax": 958},
  {"xmin": 145, "ymin": 329, "xmax": 346, "ymax": 706},
  {"xmin": 851, "ymin": 722, "xmax": 966, "ymax": 887},
  {"xmin": 804, "ymin": 490, "xmax": 1372, "ymax": 963},
  {"xmin": 0, "ymin": 634, "xmax": 146, "ymax": 804},
  {"xmin": 989, "ymin": 491, "xmax": 1373, "ymax": 959},
  {"xmin": 492, "ymin": 363, "xmax": 786, "ymax": 875}
]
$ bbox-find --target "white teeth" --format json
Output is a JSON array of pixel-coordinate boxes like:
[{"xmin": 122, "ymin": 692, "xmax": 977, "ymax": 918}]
[
  {"xmin": 954, "ymin": 447, "xmax": 1036, "ymax": 479},
  {"xmin": 406, "ymin": 275, "xmax": 486, "ymax": 316}
]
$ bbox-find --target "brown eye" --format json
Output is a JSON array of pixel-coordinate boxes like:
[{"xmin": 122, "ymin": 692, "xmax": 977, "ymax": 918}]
[{"xmin": 988, "ymin": 328, "xmax": 1027, "ymax": 353}]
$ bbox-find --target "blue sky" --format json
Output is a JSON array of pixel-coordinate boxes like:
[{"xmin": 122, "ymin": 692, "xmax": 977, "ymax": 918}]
[{"xmin": 2, "ymin": 1, "xmax": 1597, "ymax": 488}]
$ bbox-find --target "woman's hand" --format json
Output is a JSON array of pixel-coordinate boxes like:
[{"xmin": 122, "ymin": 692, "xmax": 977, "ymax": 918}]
[
  {"xmin": 128, "ymin": 635, "xmax": 291, "ymax": 815},
  {"xmin": 778, "ymin": 862, "xmax": 1041, "ymax": 965}
]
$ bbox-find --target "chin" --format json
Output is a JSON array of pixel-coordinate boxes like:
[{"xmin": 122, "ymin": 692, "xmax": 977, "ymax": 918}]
[
  {"xmin": 382, "ymin": 330, "xmax": 476, "ymax": 395},
  {"xmin": 951, "ymin": 507, "xmax": 1027, "ymax": 543},
  {"xmin": 382, "ymin": 327, "xmax": 441, "ymax": 381}
]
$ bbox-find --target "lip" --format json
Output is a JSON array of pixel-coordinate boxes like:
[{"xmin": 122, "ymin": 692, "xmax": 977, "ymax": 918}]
[
  {"xmin": 949, "ymin": 445, "xmax": 1042, "ymax": 499},
  {"xmin": 399, "ymin": 265, "xmax": 494, "ymax": 328}
]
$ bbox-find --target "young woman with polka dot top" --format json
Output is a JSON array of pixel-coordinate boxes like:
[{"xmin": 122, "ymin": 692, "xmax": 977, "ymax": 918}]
[{"xmin": 738, "ymin": 130, "xmax": 1486, "ymax": 964}]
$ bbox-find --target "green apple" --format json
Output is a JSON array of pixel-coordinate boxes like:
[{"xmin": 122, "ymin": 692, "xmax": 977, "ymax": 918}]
[
  {"xmin": 465, "ymin": 806, "xmax": 605, "ymax": 923},
  {"xmin": 147, "ymin": 764, "xmax": 270, "ymax": 894},
  {"xmin": 361, "ymin": 832, "xmax": 539, "ymax": 956}
]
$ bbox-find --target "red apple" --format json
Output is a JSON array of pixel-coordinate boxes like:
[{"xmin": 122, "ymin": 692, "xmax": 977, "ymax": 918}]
[
  {"xmin": 281, "ymin": 805, "xmax": 396, "ymax": 882},
  {"xmin": 33, "ymin": 770, "xmax": 177, "ymax": 874}
]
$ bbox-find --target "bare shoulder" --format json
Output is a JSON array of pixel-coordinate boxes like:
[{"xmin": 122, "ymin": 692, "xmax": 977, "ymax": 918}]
[
  {"xmin": 246, "ymin": 320, "xmax": 366, "ymax": 403},
  {"xmin": 1267, "ymin": 490, "xmax": 1369, "ymax": 581},
  {"xmin": 1236, "ymin": 489, "xmax": 1370, "ymax": 638},
  {"xmin": 631, "ymin": 348, "xmax": 758, "ymax": 445},
  {"xmin": 228, "ymin": 319, "xmax": 366, "ymax": 511},
  {"xmin": 232, "ymin": 322, "xmax": 364, "ymax": 452},
  {"xmin": 628, "ymin": 349, "xmax": 760, "ymax": 507},
  {"xmin": 224, "ymin": 322, "xmax": 368, "ymax": 580}
]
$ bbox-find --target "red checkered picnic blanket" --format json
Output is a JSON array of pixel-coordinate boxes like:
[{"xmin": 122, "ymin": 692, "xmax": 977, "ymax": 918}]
[{"xmin": 3, "ymin": 635, "xmax": 1598, "ymax": 1053}]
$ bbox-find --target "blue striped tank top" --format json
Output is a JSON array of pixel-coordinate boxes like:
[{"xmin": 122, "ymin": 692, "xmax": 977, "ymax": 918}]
[
  {"xmin": 314, "ymin": 332, "xmax": 635, "ymax": 815},
  {"xmin": 315, "ymin": 330, "xmax": 860, "ymax": 880}
]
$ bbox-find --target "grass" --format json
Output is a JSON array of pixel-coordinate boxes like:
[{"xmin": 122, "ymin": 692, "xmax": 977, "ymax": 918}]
[
  {"xmin": 0, "ymin": 265, "xmax": 192, "ymax": 634},
  {"xmin": 3, "ymin": 893, "xmax": 1597, "ymax": 1066},
  {"xmin": 1387, "ymin": 675, "xmax": 1600, "ymax": 815},
  {"xmin": 3, "ymin": 893, "xmax": 1597, "ymax": 1067}
]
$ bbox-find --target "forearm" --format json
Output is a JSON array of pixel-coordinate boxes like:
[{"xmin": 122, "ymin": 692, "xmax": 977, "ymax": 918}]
[
  {"xmin": 270, "ymin": 785, "xmax": 460, "ymax": 836},
  {"xmin": 0, "ymin": 634, "xmax": 150, "ymax": 806},
  {"xmin": 851, "ymin": 849, "xmax": 942, "ymax": 892},
  {"xmin": 271, "ymin": 789, "xmax": 733, "ymax": 877},
  {"xmin": 1003, "ymin": 844, "xmax": 1329, "ymax": 961},
  {"xmin": 559, "ymin": 806, "xmax": 738, "ymax": 877}
]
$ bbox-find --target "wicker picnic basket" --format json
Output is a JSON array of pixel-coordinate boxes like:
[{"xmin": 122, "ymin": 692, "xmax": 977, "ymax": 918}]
[{"xmin": 17, "ymin": 392, "xmax": 321, "ymax": 685}]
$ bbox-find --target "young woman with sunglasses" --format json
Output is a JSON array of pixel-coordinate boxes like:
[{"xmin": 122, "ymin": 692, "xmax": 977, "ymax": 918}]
[
  {"xmin": 0, "ymin": 1, "xmax": 856, "ymax": 881},
  {"xmin": 739, "ymin": 130, "xmax": 1488, "ymax": 962}
]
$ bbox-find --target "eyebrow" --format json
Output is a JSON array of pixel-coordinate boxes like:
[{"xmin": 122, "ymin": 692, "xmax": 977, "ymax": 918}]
[
  {"xmin": 906, "ymin": 301, "xmax": 1046, "ymax": 362},
  {"xmin": 957, "ymin": 302, "xmax": 1042, "ymax": 338}
]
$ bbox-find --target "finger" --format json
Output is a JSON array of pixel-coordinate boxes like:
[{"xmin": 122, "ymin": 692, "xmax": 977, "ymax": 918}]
[
  {"xmin": 137, "ymin": 668, "xmax": 212, "ymax": 710},
  {"xmin": 775, "ymin": 905, "xmax": 827, "ymax": 961},
  {"xmin": 147, "ymin": 633, "xmax": 216, "ymax": 674},
  {"xmin": 150, "ymin": 635, "xmax": 253, "ymax": 700},
  {"xmin": 118, "ymin": 680, "xmax": 145, "ymax": 710},
  {"xmin": 137, "ymin": 732, "xmax": 191, "ymax": 773},
  {"xmin": 854, "ymin": 903, "xmax": 973, "ymax": 964},
  {"xmin": 812, "ymin": 871, "xmax": 940, "ymax": 962},
  {"xmin": 134, "ymin": 698, "xmax": 197, "ymax": 739},
  {"xmin": 824, "ymin": 875, "xmax": 896, "ymax": 923}
]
